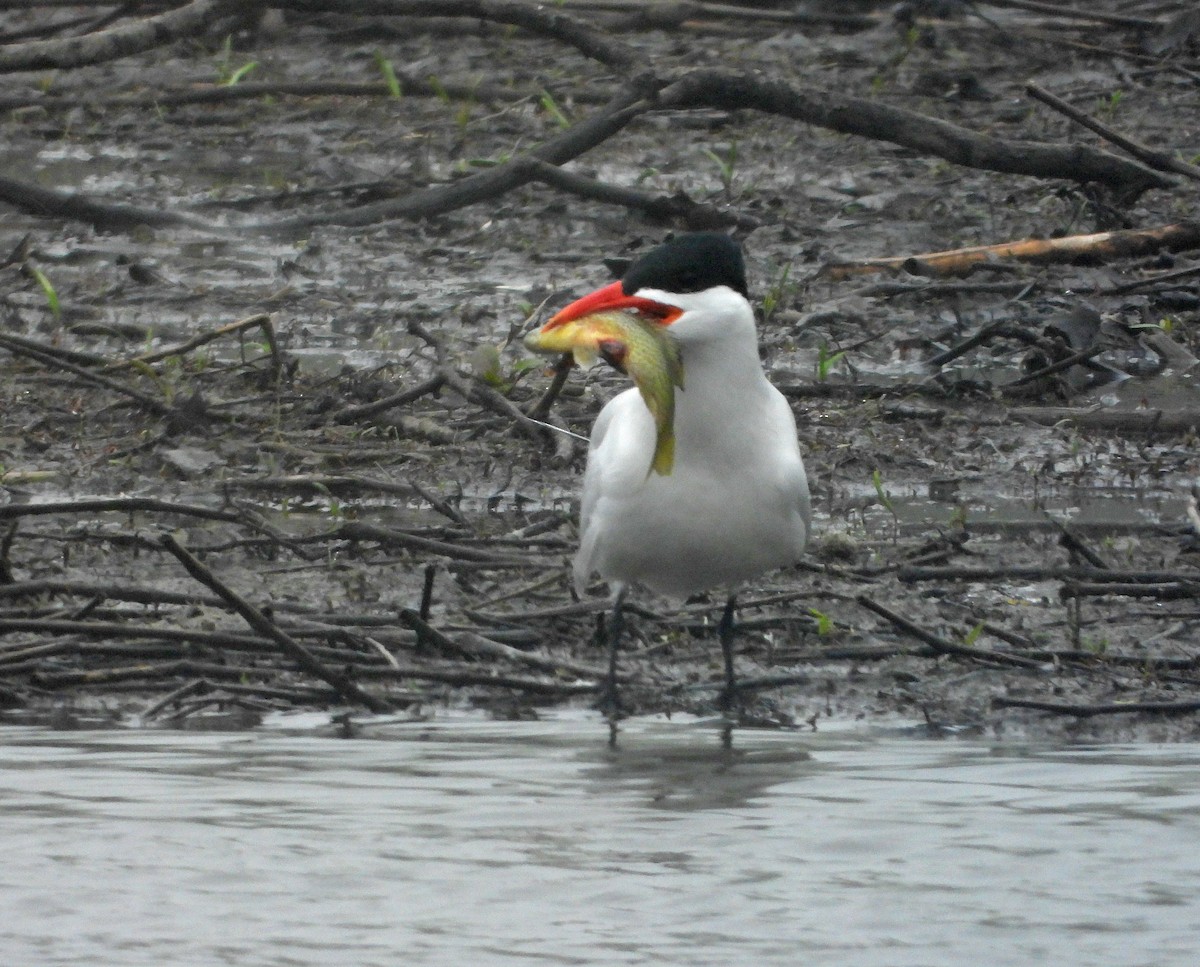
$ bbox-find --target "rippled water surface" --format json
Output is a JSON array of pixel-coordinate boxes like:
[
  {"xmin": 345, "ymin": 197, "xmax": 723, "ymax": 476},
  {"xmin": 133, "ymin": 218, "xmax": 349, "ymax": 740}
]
[{"xmin": 3, "ymin": 716, "xmax": 1199, "ymax": 966}]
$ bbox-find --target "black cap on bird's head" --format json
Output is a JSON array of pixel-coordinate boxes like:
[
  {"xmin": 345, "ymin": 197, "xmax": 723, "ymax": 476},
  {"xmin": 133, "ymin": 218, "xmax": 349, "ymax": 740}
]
[
  {"xmin": 621, "ymin": 232, "xmax": 748, "ymax": 300},
  {"xmin": 542, "ymin": 233, "xmax": 749, "ymax": 331}
]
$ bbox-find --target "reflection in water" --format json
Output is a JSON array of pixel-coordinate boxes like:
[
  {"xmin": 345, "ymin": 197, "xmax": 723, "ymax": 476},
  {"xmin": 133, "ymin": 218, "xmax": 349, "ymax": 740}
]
[
  {"xmin": 580, "ymin": 728, "xmax": 816, "ymax": 812},
  {"xmin": 2, "ymin": 716, "xmax": 1199, "ymax": 967}
]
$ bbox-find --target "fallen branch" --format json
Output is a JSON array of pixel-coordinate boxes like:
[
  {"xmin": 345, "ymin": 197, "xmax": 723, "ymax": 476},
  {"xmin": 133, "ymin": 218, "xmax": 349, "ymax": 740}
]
[
  {"xmin": 928, "ymin": 319, "xmax": 1014, "ymax": 368},
  {"xmin": 398, "ymin": 609, "xmax": 606, "ymax": 681},
  {"xmin": 30, "ymin": 659, "xmax": 269, "ymax": 690},
  {"xmin": 558, "ymin": 0, "xmax": 878, "ymax": 30},
  {"xmin": 856, "ymin": 594, "xmax": 1044, "ymax": 668},
  {"xmin": 147, "ymin": 77, "xmax": 512, "ymax": 108},
  {"xmin": 992, "ymin": 695, "xmax": 1200, "ymax": 718},
  {"xmin": 1026, "ymin": 83, "xmax": 1200, "ymax": 182},
  {"xmin": 823, "ymin": 222, "xmax": 1200, "ymax": 279},
  {"xmin": 0, "ymin": 0, "xmax": 238, "ymax": 73},
  {"xmin": 521, "ymin": 158, "xmax": 755, "ymax": 229},
  {"xmin": 1001, "ymin": 343, "xmax": 1108, "ymax": 394},
  {"xmin": 0, "ymin": 496, "xmax": 240, "ymax": 523},
  {"xmin": 277, "ymin": 0, "xmax": 641, "ymax": 73},
  {"xmin": 1009, "ymin": 405, "xmax": 1200, "ymax": 435},
  {"xmin": 0, "ymin": 330, "xmax": 109, "ymax": 368},
  {"xmin": 25, "ymin": 654, "xmax": 591, "ymax": 696},
  {"xmin": 289, "ymin": 65, "xmax": 1171, "ymax": 230},
  {"xmin": 899, "ymin": 565, "xmax": 1200, "ymax": 584},
  {"xmin": 1061, "ymin": 581, "xmax": 1200, "ymax": 601},
  {"xmin": 332, "ymin": 521, "xmax": 537, "ymax": 567},
  {"xmin": 0, "ymin": 174, "xmax": 220, "ymax": 233},
  {"xmin": 159, "ymin": 533, "xmax": 394, "ymax": 713},
  {"xmin": 329, "ymin": 373, "xmax": 447, "ymax": 423},
  {"xmin": 982, "ymin": 0, "xmax": 1160, "ymax": 31},
  {"xmin": 0, "ymin": 332, "xmax": 174, "ymax": 416},
  {"xmin": 109, "ymin": 312, "xmax": 277, "ymax": 372},
  {"xmin": 0, "ymin": 617, "xmax": 371, "ymax": 660},
  {"xmin": 2, "ymin": 59, "xmax": 1172, "ymax": 238},
  {"xmin": 1098, "ymin": 262, "xmax": 1200, "ymax": 296},
  {"xmin": 265, "ymin": 83, "xmax": 652, "ymax": 232},
  {"xmin": 656, "ymin": 68, "xmax": 1172, "ymax": 197},
  {"xmin": 140, "ymin": 679, "xmax": 211, "ymax": 721}
]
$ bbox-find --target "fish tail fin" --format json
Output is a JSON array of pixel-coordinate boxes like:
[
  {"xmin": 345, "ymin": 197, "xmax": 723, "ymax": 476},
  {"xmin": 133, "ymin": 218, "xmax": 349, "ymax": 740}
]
[{"xmin": 650, "ymin": 431, "xmax": 675, "ymax": 476}]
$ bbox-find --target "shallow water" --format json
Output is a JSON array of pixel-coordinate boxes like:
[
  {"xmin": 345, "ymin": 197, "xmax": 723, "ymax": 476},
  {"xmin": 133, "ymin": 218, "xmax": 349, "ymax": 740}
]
[{"xmin": 2, "ymin": 716, "xmax": 1199, "ymax": 967}]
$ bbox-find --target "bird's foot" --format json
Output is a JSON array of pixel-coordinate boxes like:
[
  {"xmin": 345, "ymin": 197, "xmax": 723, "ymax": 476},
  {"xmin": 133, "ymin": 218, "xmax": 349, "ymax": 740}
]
[
  {"xmin": 595, "ymin": 682, "xmax": 628, "ymax": 723},
  {"xmin": 716, "ymin": 683, "xmax": 743, "ymax": 726}
]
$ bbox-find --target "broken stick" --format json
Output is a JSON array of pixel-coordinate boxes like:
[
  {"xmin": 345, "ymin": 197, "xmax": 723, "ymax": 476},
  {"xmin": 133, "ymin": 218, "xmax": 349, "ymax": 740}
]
[
  {"xmin": 823, "ymin": 222, "xmax": 1200, "ymax": 279},
  {"xmin": 159, "ymin": 533, "xmax": 394, "ymax": 714}
]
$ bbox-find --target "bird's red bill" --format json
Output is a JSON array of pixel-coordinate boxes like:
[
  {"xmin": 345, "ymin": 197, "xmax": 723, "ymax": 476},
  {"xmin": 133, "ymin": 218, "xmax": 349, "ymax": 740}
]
[{"xmin": 543, "ymin": 281, "xmax": 682, "ymax": 331}]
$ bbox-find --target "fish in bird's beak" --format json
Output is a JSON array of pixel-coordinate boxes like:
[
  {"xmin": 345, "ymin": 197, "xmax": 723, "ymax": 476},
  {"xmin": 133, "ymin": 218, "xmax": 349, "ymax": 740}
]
[{"xmin": 525, "ymin": 281, "xmax": 684, "ymax": 476}]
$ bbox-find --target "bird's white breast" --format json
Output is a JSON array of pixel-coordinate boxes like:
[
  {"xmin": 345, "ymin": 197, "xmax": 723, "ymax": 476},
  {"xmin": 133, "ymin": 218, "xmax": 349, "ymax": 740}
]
[{"xmin": 575, "ymin": 357, "xmax": 810, "ymax": 599}]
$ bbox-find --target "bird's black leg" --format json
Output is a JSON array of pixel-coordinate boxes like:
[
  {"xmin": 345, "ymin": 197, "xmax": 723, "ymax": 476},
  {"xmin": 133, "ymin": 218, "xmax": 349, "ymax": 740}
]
[
  {"xmin": 717, "ymin": 593, "xmax": 740, "ymax": 719},
  {"xmin": 598, "ymin": 586, "xmax": 628, "ymax": 725}
]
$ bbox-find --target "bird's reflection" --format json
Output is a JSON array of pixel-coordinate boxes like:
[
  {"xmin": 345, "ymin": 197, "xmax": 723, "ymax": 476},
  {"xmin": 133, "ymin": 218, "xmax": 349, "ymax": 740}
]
[{"xmin": 578, "ymin": 721, "xmax": 816, "ymax": 812}]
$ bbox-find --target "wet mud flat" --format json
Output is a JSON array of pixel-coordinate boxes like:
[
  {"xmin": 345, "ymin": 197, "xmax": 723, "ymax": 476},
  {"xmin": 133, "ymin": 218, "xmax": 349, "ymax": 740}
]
[{"xmin": 1, "ymin": 1, "xmax": 1200, "ymax": 741}]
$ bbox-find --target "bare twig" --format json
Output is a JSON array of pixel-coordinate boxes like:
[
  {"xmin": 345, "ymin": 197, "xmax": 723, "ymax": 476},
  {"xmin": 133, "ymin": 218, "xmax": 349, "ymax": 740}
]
[
  {"xmin": 159, "ymin": 533, "xmax": 394, "ymax": 713},
  {"xmin": 109, "ymin": 312, "xmax": 276, "ymax": 369},
  {"xmin": 332, "ymin": 521, "xmax": 536, "ymax": 567},
  {"xmin": 993, "ymin": 696, "xmax": 1200, "ymax": 718},
  {"xmin": 1009, "ymin": 406, "xmax": 1200, "ymax": 435},
  {"xmin": 0, "ymin": 496, "xmax": 240, "ymax": 523},
  {"xmin": 982, "ymin": 0, "xmax": 1160, "ymax": 31},
  {"xmin": 329, "ymin": 374, "xmax": 447, "ymax": 423},
  {"xmin": 656, "ymin": 69, "xmax": 1172, "ymax": 197},
  {"xmin": 1001, "ymin": 342, "xmax": 1108, "ymax": 392},
  {"xmin": 824, "ymin": 222, "xmax": 1200, "ymax": 279},
  {"xmin": 0, "ymin": 333, "xmax": 173, "ymax": 416},
  {"xmin": 519, "ymin": 158, "xmax": 755, "ymax": 229},
  {"xmin": 856, "ymin": 594, "xmax": 1044, "ymax": 668},
  {"xmin": 1026, "ymin": 83, "xmax": 1200, "ymax": 182},
  {"xmin": 0, "ymin": 0, "xmax": 238, "ymax": 73},
  {"xmin": 275, "ymin": 0, "xmax": 641, "ymax": 73}
]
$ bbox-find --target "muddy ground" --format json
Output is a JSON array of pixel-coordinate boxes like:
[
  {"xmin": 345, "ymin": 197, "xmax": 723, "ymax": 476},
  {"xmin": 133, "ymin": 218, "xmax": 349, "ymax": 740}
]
[{"xmin": 2, "ymin": 1, "xmax": 1200, "ymax": 741}]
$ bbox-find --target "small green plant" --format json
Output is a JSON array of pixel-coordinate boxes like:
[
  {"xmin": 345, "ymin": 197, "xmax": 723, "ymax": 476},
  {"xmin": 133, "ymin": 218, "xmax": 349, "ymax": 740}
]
[
  {"xmin": 215, "ymin": 37, "xmax": 257, "ymax": 86},
  {"xmin": 130, "ymin": 358, "xmax": 172, "ymax": 401},
  {"xmin": 459, "ymin": 154, "xmax": 512, "ymax": 170},
  {"xmin": 870, "ymin": 25, "xmax": 920, "ymax": 92},
  {"xmin": 224, "ymin": 60, "xmax": 258, "ymax": 86},
  {"xmin": 809, "ymin": 607, "xmax": 835, "ymax": 636},
  {"xmin": 871, "ymin": 469, "xmax": 893, "ymax": 512},
  {"xmin": 470, "ymin": 344, "xmax": 505, "ymax": 387},
  {"xmin": 311, "ymin": 482, "xmax": 344, "ymax": 520},
  {"xmin": 872, "ymin": 469, "xmax": 900, "ymax": 542},
  {"xmin": 703, "ymin": 141, "xmax": 738, "ymax": 200},
  {"xmin": 539, "ymin": 89, "xmax": 572, "ymax": 129},
  {"xmin": 963, "ymin": 622, "xmax": 984, "ymax": 646},
  {"xmin": 1098, "ymin": 90, "xmax": 1123, "ymax": 117},
  {"xmin": 374, "ymin": 50, "xmax": 402, "ymax": 98},
  {"xmin": 26, "ymin": 265, "xmax": 60, "ymax": 318},
  {"xmin": 427, "ymin": 75, "xmax": 451, "ymax": 104},
  {"xmin": 815, "ymin": 342, "xmax": 846, "ymax": 381},
  {"xmin": 761, "ymin": 261, "xmax": 795, "ymax": 326}
]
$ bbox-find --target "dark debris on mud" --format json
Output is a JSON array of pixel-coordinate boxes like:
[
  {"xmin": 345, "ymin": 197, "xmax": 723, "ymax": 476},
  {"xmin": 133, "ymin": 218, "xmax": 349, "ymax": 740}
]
[{"xmin": 2, "ymin": 1, "xmax": 1200, "ymax": 742}]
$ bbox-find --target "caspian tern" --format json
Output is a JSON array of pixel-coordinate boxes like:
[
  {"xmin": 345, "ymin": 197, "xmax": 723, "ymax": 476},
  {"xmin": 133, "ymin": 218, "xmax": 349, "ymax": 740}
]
[{"xmin": 532, "ymin": 232, "xmax": 811, "ymax": 719}]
